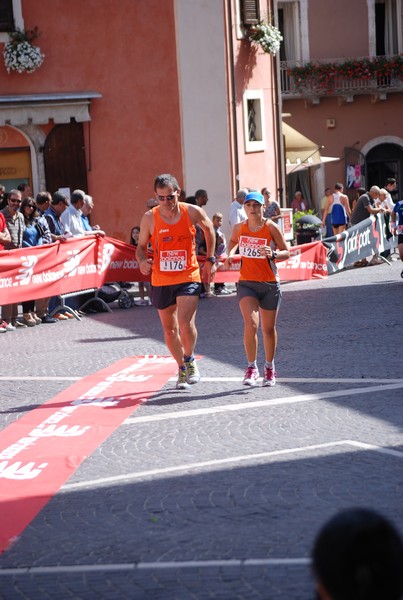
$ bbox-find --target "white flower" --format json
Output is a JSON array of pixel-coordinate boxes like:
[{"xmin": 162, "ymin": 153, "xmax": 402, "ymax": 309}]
[
  {"xmin": 3, "ymin": 37, "xmax": 44, "ymax": 74},
  {"xmin": 247, "ymin": 21, "xmax": 283, "ymax": 56}
]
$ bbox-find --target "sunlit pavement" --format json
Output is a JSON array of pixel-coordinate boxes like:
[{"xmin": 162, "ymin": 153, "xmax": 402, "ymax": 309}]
[{"xmin": 1, "ymin": 260, "xmax": 402, "ymax": 599}]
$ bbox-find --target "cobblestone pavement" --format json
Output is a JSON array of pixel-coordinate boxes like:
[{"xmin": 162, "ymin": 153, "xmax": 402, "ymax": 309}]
[{"xmin": 1, "ymin": 260, "xmax": 402, "ymax": 599}]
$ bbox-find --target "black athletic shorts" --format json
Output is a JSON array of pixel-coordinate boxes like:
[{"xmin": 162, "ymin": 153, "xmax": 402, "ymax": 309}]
[{"xmin": 151, "ymin": 281, "xmax": 202, "ymax": 310}]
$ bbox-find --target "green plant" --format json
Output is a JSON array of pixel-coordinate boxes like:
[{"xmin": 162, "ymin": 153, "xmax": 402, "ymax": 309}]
[
  {"xmin": 287, "ymin": 55, "xmax": 403, "ymax": 92},
  {"xmin": 247, "ymin": 20, "xmax": 283, "ymax": 56},
  {"xmin": 3, "ymin": 27, "xmax": 44, "ymax": 74}
]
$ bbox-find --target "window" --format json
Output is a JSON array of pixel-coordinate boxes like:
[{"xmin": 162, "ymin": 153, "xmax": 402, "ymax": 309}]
[
  {"xmin": 0, "ymin": 0, "xmax": 14, "ymax": 31},
  {"xmin": 375, "ymin": 0, "xmax": 401, "ymax": 55},
  {"xmin": 278, "ymin": 1, "xmax": 301, "ymax": 63},
  {"xmin": 0, "ymin": 0, "xmax": 23, "ymax": 43},
  {"xmin": 243, "ymin": 90, "xmax": 266, "ymax": 153},
  {"xmin": 240, "ymin": 0, "xmax": 260, "ymax": 26}
]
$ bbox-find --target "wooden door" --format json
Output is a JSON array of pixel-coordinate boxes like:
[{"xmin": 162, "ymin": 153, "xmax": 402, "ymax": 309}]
[{"xmin": 44, "ymin": 121, "xmax": 88, "ymax": 195}]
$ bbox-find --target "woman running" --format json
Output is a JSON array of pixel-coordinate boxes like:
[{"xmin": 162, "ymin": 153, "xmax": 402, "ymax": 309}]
[{"xmin": 225, "ymin": 191, "xmax": 290, "ymax": 387}]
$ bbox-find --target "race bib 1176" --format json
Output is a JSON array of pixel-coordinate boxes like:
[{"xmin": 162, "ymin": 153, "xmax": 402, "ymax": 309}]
[{"xmin": 160, "ymin": 250, "xmax": 187, "ymax": 271}]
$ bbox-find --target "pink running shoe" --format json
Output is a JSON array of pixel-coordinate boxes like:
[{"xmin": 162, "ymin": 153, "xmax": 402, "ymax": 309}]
[
  {"xmin": 262, "ymin": 366, "xmax": 276, "ymax": 387},
  {"xmin": 243, "ymin": 366, "xmax": 259, "ymax": 386}
]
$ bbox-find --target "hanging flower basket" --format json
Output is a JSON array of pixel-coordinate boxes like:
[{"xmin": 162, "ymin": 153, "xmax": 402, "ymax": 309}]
[
  {"xmin": 3, "ymin": 27, "xmax": 45, "ymax": 74},
  {"xmin": 247, "ymin": 21, "xmax": 283, "ymax": 56}
]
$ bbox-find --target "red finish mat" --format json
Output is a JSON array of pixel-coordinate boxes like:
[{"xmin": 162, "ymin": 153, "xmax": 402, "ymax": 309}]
[{"xmin": 0, "ymin": 355, "xmax": 176, "ymax": 553}]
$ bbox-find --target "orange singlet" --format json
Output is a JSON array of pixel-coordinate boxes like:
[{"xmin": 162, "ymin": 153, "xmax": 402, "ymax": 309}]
[
  {"xmin": 151, "ymin": 203, "xmax": 200, "ymax": 286},
  {"xmin": 237, "ymin": 220, "xmax": 278, "ymax": 283}
]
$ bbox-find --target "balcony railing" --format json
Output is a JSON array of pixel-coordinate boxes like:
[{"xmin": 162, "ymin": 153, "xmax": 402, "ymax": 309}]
[{"xmin": 280, "ymin": 55, "xmax": 403, "ymax": 99}]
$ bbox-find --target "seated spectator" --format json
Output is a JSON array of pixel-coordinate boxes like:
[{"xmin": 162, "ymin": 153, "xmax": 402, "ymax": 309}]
[{"xmin": 312, "ymin": 507, "xmax": 403, "ymax": 600}]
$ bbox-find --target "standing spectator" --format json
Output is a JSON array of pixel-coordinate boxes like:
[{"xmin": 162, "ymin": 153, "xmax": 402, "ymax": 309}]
[
  {"xmin": 81, "ymin": 195, "xmax": 104, "ymax": 233},
  {"xmin": 262, "ymin": 187, "xmax": 281, "ymax": 223},
  {"xmin": 351, "ymin": 187, "xmax": 367, "ymax": 212},
  {"xmin": 212, "ymin": 212, "xmax": 231, "ymax": 296},
  {"xmin": 391, "ymin": 196, "xmax": 403, "ymax": 271},
  {"xmin": 229, "ymin": 188, "xmax": 248, "ymax": 228},
  {"xmin": 17, "ymin": 182, "xmax": 32, "ymax": 199},
  {"xmin": 290, "ymin": 190, "xmax": 307, "ymax": 213},
  {"xmin": 136, "ymin": 173, "xmax": 216, "ymax": 390},
  {"xmin": 194, "ymin": 188, "xmax": 209, "ymax": 253},
  {"xmin": 0, "ymin": 184, "xmax": 6, "ymax": 210},
  {"xmin": 36, "ymin": 191, "xmax": 52, "ymax": 216},
  {"xmin": 60, "ymin": 189, "xmax": 90, "ymax": 236},
  {"xmin": 351, "ymin": 186, "xmax": 385, "ymax": 266},
  {"xmin": 321, "ymin": 183, "xmax": 351, "ymax": 236},
  {"xmin": 44, "ymin": 192, "xmax": 73, "ymax": 320},
  {"xmin": 1, "ymin": 190, "xmax": 26, "ymax": 328},
  {"xmin": 225, "ymin": 191, "xmax": 290, "ymax": 387},
  {"xmin": 384, "ymin": 177, "xmax": 397, "ymax": 207},
  {"xmin": 312, "ymin": 508, "xmax": 403, "ymax": 600},
  {"xmin": 130, "ymin": 225, "xmax": 151, "ymax": 305},
  {"xmin": 320, "ymin": 187, "xmax": 333, "ymax": 237},
  {"xmin": 44, "ymin": 191, "xmax": 70, "ymax": 242},
  {"xmin": 0, "ymin": 209, "xmax": 11, "ymax": 333},
  {"xmin": 20, "ymin": 197, "xmax": 52, "ymax": 326},
  {"xmin": 195, "ymin": 189, "xmax": 208, "ymax": 208},
  {"xmin": 146, "ymin": 198, "xmax": 159, "ymax": 209},
  {"xmin": 34, "ymin": 191, "xmax": 57, "ymax": 323}
]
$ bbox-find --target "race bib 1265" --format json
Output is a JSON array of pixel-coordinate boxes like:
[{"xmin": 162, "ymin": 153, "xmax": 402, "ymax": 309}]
[{"xmin": 239, "ymin": 236, "xmax": 266, "ymax": 259}]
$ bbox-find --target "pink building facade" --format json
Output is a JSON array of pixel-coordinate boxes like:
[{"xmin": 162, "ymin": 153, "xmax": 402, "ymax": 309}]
[
  {"xmin": 0, "ymin": 0, "xmax": 281, "ymax": 240},
  {"xmin": 277, "ymin": 0, "xmax": 403, "ymax": 211}
]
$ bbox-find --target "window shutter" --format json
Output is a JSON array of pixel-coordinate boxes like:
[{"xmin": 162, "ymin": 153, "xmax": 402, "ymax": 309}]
[
  {"xmin": 0, "ymin": 0, "xmax": 14, "ymax": 32},
  {"xmin": 240, "ymin": 0, "xmax": 260, "ymax": 26}
]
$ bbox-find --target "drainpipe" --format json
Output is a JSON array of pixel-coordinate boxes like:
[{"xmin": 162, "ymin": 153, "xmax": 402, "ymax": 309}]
[
  {"xmin": 227, "ymin": 0, "xmax": 240, "ymax": 194},
  {"xmin": 270, "ymin": 0, "xmax": 285, "ymax": 207}
]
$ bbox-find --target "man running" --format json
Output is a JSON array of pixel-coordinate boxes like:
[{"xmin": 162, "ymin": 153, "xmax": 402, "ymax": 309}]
[{"xmin": 136, "ymin": 173, "xmax": 216, "ymax": 389}]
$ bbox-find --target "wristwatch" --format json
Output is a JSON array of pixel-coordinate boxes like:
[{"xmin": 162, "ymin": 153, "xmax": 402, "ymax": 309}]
[
  {"xmin": 272, "ymin": 250, "xmax": 277, "ymax": 260},
  {"xmin": 206, "ymin": 256, "xmax": 216, "ymax": 264}
]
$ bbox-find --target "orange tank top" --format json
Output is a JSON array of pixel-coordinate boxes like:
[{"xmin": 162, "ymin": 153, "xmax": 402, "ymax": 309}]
[
  {"xmin": 237, "ymin": 220, "xmax": 278, "ymax": 282},
  {"xmin": 151, "ymin": 203, "xmax": 200, "ymax": 286}
]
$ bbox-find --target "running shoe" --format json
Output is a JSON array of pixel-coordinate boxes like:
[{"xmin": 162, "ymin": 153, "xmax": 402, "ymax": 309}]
[
  {"xmin": 176, "ymin": 367, "xmax": 190, "ymax": 390},
  {"xmin": 243, "ymin": 366, "xmax": 259, "ymax": 386},
  {"xmin": 185, "ymin": 358, "xmax": 200, "ymax": 384},
  {"xmin": 262, "ymin": 366, "xmax": 276, "ymax": 387}
]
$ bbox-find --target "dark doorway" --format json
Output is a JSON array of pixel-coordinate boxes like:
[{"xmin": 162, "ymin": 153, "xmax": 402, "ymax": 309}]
[
  {"xmin": 44, "ymin": 121, "xmax": 88, "ymax": 195},
  {"xmin": 366, "ymin": 143, "xmax": 402, "ymax": 200}
]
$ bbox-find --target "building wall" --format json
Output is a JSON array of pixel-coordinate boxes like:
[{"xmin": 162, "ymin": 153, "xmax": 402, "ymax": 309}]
[
  {"xmin": 0, "ymin": 0, "xmax": 280, "ymax": 241},
  {"xmin": 1, "ymin": 0, "xmax": 183, "ymax": 240},
  {"xmin": 175, "ymin": 0, "xmax": 232, "ymax": 226},
  {"xmin": 308, "ymin": 0, "xmax": 369, "ymax": 59},
  {"xmin": 232, "ymin": 1, "xmax": 280, "ymax": 208},
  {"xmin": 284, "ymin": 92, "xmax": 403, "ymax": 192}
]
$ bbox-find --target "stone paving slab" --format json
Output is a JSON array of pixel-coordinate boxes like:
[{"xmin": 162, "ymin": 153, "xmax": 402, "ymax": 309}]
[{"xmin": 0, "ymin": 260, "xmax": 402, "ymax": 598}]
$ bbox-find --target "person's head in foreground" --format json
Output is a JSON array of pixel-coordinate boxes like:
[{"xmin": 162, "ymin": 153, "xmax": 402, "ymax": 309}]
[{"xmin": 312, "ymin": 508, "xmax": 403, "ymax": 600}]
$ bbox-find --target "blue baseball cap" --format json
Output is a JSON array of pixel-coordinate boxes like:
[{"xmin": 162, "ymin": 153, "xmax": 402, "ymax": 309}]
[{"xmin": 244, "ymin": 191, "xmax": 264, "ymax": 205}]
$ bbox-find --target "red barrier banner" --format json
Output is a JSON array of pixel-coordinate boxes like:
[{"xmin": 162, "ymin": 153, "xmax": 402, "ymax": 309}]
[
  {"xmin": 0, "ymin": 236, "xmax": 328, "ymax": 305},
  {"xmin": 212, "ymin": 240, "xmax": 328, "ymax": 282}
]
